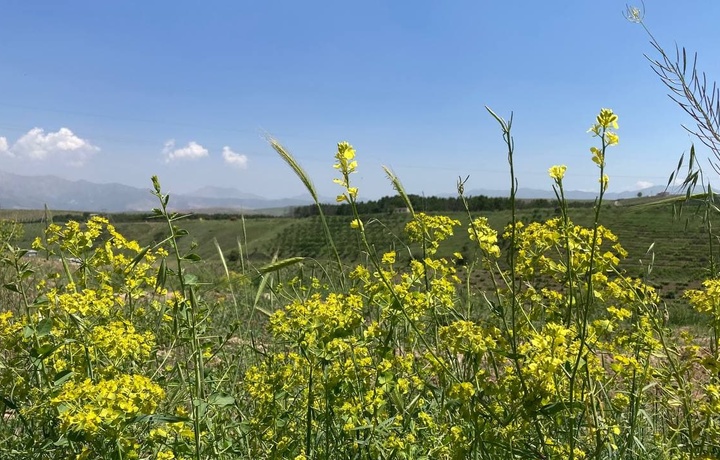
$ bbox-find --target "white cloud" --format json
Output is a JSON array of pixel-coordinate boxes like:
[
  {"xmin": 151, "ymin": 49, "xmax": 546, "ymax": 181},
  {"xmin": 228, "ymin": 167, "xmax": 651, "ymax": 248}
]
[
  {"xmin": 3, "ymin": 127, "xmax": 99, "ymax": 165},
  {"xmin": 634, "ymin": 180, "xmax": 654, "ymax": 190},
  {"xmin": 163, "ymin": 139, "xmax": 209, "ymax": 162},
  {"xmin": 222, "ymin": 146, "xmax": 248, "ymax": 169}
]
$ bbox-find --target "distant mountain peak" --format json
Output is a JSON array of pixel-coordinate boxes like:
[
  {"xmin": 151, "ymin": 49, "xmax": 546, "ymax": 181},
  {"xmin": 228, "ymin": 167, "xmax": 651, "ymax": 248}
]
[
  {"xmin": 189, "ymin": 186, "xmax": 265, "ymax": 201},
  {"xmin": 0, "ymin": 170, "xmax": 312, "ymax": 212}
]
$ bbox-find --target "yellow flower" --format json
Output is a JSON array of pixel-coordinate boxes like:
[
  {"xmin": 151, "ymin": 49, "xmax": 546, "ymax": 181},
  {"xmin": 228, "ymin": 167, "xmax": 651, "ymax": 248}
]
[
  {"xmin": 52, "ymin": 374, "xmax": 165, "ymax": 436},
  {"xmin": 605, "ymin": 131, "xmax": 619, "ymax": 146},
  {"xmin": 90, "ymin": 321, "xmax": 154, "ymax": 363},
  {"xmin": 405, "ymin": 213, "xmax": 461, "ymax": 257},
  {"xmin": 600, "ymin": 174, "xmax": 609, "ymax": 191},
  {"xmin": 597, "ymin": 108, "xmax": 618, "ymax": 130},
  {"xmin": 468, "ymin": 217, "xmax": 500, "ymax": 259},
  {"xmin": 333, "ymin": 141, "xmax": 357, "ymax": 175},
  {"xmin": 548, "ymin": 164, "xmax": 567, "ymax": 181},
  {"xmin": 381, "ymin": 251, "xmax": 396, "ymax": 265},
  {"xmin": 350, "ymin": 218, "xmax": 363, "ymax": 230}
]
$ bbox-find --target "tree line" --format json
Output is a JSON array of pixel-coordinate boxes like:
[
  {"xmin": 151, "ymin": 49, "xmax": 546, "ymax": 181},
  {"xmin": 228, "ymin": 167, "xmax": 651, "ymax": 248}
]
[{"xmin": 290, "ymin": 194, "xmax": 595, "ymax": 218}]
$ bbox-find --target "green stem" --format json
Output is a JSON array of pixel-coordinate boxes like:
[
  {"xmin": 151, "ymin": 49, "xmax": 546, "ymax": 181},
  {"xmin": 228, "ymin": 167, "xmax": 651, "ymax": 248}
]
[
  {"xmin": 568, "ymin": 131, "xmax": 609, "ymax": 459},
  {"xmin": 486, "ymin": 107, "xmax": 549, "ymax": 459},
  {"xmin": 151, "ymin": 177, "xmax": 205, "ymax": 460}
]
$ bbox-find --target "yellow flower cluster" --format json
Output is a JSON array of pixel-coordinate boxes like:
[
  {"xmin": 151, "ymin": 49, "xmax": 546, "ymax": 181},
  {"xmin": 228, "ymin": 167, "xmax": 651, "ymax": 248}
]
[
  {"xmin": 590, "ymin": 108, "xmax": 619, "ymax": 134},
  {"xmin": 333, "ymin": 141, "xmax": 359, "ymax": 202},
  {"xmin": 587, "ymin": 108, "xmax": 619, "ymax": 181},
  {"xmin": 439, "ymin": 320, "xmax": 496, "ymax": 355},
  {"xmin": 511, "ymin": 218, "xmax": 627, "ymax": 280},
  {"xmin": 548, "ymin": 164, "xmax": 567, "ymax": 181},
  {"xmin": 35, "ymin": 216, "xmax": 165, "ymax": 300},
  {"xmin": 53, "ymin": 286, "xmax": 117, "ymax": 317},
  {"xmin": 686, "ymin": 279, "xmax": 720, "ymax": 319},
  {"xmin": 468, "ymin": 216, "xmax": 500, "ymax": 259},
  {"xmin": 448, "ymin": 381, "xmax": 476, "ymax": 402},
  {"xmin": 7, "ymin": 216, "xmax": 172, "ymax": 457},
  {"xmin": 519, "ymin": 322, "xmax": 581, "ymax": 400},
  {"xmin": 269, "ymin": 292, "xmax": 363, "ymax": 348},
  {"xmin": 0, "ymin": 310, "xmax": 19, "ymax": 340},
  {"xmin": 333, "ymin": 141, "xmax": 357, "ymax": 176},
  {"xmin": 53, "ymin": 374, "xmax": 165, "ymax": 435},
  {"xmin": 405, "ymin": 212, "xmax": 460, "ymax": 255},
  {"xmin": 90, "ymin": 320, "xmax": 154, "ymax": 364}
]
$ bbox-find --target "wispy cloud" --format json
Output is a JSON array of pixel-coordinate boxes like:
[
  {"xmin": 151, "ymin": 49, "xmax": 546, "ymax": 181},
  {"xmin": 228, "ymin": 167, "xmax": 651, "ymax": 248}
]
[
  {"xmin": 222, "ymin": 146, "xmax": 248, "ymax": 169},
  {"xmin": 163, "ymin": 140, "xmax": 209, "ymax": 162},
  {"xmin": 1, "ymin": 127, "xmax": 99, "ymax": 165},
  {"xmin": 634, "ymin": 180, "xmax": 654, "ymax": 190}
]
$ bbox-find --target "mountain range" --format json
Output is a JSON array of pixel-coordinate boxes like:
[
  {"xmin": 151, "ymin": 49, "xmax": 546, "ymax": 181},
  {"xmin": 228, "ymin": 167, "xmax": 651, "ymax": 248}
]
[
  {"xmin": 464, "ymin": 185, "xmax": 674, "ymax": 201},
  {"xmin": 0, "ymin": 170, "xmax": 675, "ymax": 213},
  {"xmin": 0, "ymin": 171, "xmax": 315, "ymax": 213}
]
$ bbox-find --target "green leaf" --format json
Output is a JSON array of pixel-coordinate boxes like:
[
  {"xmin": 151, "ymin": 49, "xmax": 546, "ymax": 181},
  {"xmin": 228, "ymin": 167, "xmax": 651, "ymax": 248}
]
[
  {"xmin": 131, "ymin": 414, "xmax": 189, "ymax": 424},
  {"xmin": 36, "ymin": 317, "xmax": 53, "ymax": 337},
  {"xmin": 30, "ymin": 344, "xmax": 58, "ymax": 360},
  {"xmin": 183, "ymin": 253, "xmax": 202, "ymax": 261},
  {"xmin": 254, "ymin": 306, "xmax": 272, "ymax": 317},
  {"xmin": 32, "ymin": 295, "xmax": 49, "ymax": 307},
  {"xmin": 258, "ymin": 257, "xmax": 305, "ymax": 274},
  {"xmin": 53, "ymin": 437, "xmax": 70, "ymax": 447},
  {"xmin": 53, "ymin": 370, "xmax": 74, "ymax": 388},
  {"xmin": 538, "ymin": 401, "xmax": 585, "ymax": 417},
  {"xmin": 183, "ymin": 274, "xmax": 199, "ymax": 285},
  {"xmin": 155, "ymin": 259, "xmax": 167, "ymax": 291},
  {"xmin": 3, "ymin": 283, "xmax": 19, "ymax": 293},
  {"xmin": 1, "ymin": 395, "xmax": 17, "ymax": 410},
  {"xmin": 253, "ymin": 273, "xmax": 271, "ymax": 313},
  {"xmin": 494, "ymin": 349, "xmax": 523, "ymax": 360},
  {"xmin": 128, "ymin": 245, "xmax": 151, "ymax": 271},
  {"xmin": 208, "ymin": 393, "xmax": 235, "ymax": 407}
]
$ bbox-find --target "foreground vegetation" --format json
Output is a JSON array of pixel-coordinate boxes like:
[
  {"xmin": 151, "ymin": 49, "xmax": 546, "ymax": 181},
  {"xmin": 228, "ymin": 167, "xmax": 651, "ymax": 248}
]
[
  {"xmin": 2, "ymin": 194, "xmax": 713, "ymax": 329},
  {"xmin": 5, "ymin": 8, "xmax": 720, "ymax": 457},
  {"xmin": 2, "ymin": 105, "xmax": 720, "ymax": 460}
]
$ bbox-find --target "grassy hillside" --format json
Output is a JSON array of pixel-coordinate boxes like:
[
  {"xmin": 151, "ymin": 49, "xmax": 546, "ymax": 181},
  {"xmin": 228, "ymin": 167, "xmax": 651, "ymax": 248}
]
[{"xmin": 9, "ymin": 199, "xmax": 714, "ymax": 325}]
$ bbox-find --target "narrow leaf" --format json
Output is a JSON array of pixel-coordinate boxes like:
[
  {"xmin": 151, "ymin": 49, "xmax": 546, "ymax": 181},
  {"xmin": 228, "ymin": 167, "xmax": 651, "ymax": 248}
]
[
  {"xmin": 53, "ymin": 370, "xmax": 74, "ymax": 388},
  {"xmin": 258, "ymin": 257, "xmax": 305, "ymax": 274}
]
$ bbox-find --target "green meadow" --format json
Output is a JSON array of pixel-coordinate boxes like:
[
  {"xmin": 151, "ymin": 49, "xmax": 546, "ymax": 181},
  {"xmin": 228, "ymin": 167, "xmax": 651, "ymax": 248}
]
[{"xmin": 6, "ymin": 195, "xmax": 710, "ymax": 327}]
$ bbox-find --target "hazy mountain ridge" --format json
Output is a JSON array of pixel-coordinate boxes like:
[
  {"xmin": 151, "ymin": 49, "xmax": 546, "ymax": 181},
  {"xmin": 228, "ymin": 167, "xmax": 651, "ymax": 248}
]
[
  {"xmin": 189, "ymin": 186, "xmax": 266, "ymax": 201},
  {"xmin": 0, "ymin": 171, "xmax": 314, "ymax": 212},
  {"xmin": 466, "ymin": 185, "xmax": 675, "ymax": 200},
  {"xmin": 0, "ymin": 170, "xmax": 676, "ymax": 212}
]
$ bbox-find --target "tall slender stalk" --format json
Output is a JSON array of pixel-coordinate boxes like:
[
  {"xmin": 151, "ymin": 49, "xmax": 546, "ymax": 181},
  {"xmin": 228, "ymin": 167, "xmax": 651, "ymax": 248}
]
[
  {"xmin": 486, "ymin": 107, "xmax": 549, "ymax": 458},
  {"xmin": 268, "ymin": 138, "xmax": 346, "ymax": 289},
  {"xmin": 150, "ymin": 176, "xmax": 205, "ymax": 460},
  {"xmin": 568, "ymin": 118, "xmax": 613, "ymax": 459}
]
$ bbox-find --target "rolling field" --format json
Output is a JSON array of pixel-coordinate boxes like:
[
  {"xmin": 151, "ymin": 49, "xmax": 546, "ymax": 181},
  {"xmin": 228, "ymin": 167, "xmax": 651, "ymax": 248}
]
[{"xmin": 8, "ymin": 197, "xmax": 714, "ymax": 325}]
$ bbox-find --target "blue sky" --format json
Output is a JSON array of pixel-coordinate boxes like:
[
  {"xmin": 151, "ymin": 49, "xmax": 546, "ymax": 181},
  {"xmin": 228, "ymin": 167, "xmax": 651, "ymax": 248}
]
[{"xmin": 1, "ymin": 1, "xmax": 719, "ymax": 200}]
